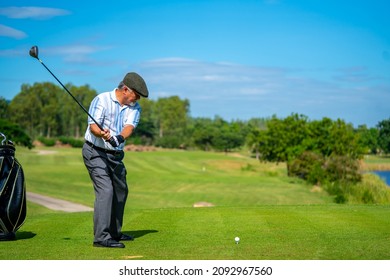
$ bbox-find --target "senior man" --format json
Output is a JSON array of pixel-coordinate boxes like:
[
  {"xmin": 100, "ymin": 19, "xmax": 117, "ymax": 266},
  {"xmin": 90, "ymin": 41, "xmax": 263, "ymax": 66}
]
[{"xmin": 82, "ymin": 72, "xmax": 148, "ymax": 248}]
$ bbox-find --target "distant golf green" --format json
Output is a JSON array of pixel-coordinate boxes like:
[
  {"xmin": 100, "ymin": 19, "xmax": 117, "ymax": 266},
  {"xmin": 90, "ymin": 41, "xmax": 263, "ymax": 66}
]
[{"xmin": 1, "ymin": 147, "xmax": 389, "ymax": 260}]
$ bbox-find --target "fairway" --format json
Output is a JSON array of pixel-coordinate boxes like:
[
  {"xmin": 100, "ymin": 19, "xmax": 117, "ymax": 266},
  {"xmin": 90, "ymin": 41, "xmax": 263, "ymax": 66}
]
[
  {"xmin": 1, "ymin": 203, "xmax": 389, "ymax": 260},
  {"xmin": 1, "ymin": 147, "xmax": 389, "ymax": 260},
  {"xmin": 16, "ymin": 146, "xmax": 332, "ymax": 208}
]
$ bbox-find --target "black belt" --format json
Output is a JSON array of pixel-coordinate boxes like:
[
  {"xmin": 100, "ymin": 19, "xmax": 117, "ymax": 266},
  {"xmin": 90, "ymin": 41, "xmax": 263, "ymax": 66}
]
[{"xmin": 85, "ymin": 141, "xmax": 123, "ymax": 156}]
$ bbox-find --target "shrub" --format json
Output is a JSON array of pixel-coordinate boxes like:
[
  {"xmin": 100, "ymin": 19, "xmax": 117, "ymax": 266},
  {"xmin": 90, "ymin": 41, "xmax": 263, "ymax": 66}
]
[
  {"xmin": 323, "ymin": 154, "xmax": 362, "ymax": 184},
  {"xmin": 58, "ymin": 137, "xmax": 84, "ymax": 148},
  {"xmin": 288, "ymin": 151, "xmax": 325, "ymax": 184},
  {"xmin": 241, "ymin": 163, "xmax": 256, "ymax": 172},
  {"xmin": 323, "ymin": 174, "xmax": 390, "ymax": 204},
  {"xmin": 289, "ymin": 152, "xmax": 362, "ymax": 185},
  {"xmin": 322, "ymin": 182, "xmax": 347, "ymax": 203},
  {"xmin": 37, "ymin": 136, "xmax": 56, "ymax": 147},
  {"xmin": 288, "ymin": 151, "xmax": 374, "ymax": 204},
  {"xmin": 0, "ymin": 118, "xmax": 33, "ymax": 148},
  {"xmin": 155, "ymin": 135, "xmax": 183, "ymax": 149},
  {"xmin": 351, "ymin": 173, "xmax": 390, "ymax": 204}
]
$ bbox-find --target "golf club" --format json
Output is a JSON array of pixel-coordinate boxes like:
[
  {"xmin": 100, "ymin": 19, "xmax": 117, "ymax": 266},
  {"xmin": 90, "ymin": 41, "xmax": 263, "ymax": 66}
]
[{"xmin": 29, "ymin": 46, "xmax": 104, "ymax": 131}]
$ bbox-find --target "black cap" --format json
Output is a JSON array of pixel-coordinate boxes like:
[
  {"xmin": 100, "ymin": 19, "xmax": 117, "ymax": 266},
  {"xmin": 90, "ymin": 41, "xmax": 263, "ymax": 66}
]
[{"xmin": 122, "ymin": 72, "xmax": 149, "ymax": 98}]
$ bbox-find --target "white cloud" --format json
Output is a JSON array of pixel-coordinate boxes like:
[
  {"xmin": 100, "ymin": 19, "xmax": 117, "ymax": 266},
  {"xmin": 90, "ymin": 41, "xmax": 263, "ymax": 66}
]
[
  {"xmin": 0, "ymin": 6, "xmax": 71, "ymax": 20},
  {"xmin": 0, "ymin": 24, "xmax": 26, "ymax": 39},
  {"xmin": 34, "ymin": 45, "xmax": 112, "ymax": 65},
  {"xmin": 146, "ymin": 60, "xmax": 281, "ymax": 88},
  {"xmin": 0, "ymin": 44, "xmax": 110, "ymax": 61},
  {"xmin": 46, "ymin": 45, "xmax": 100, "ymax": 61},
  {"xmin": 136, "ymin": 57, "xmax": 389, "ymax": 125}
]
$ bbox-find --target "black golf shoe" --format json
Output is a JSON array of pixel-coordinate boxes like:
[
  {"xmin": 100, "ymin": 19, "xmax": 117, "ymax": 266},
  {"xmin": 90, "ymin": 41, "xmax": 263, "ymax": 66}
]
[
  {"xmin": 116, "ymin": 234, "xmax": 135, "ymax": 241},
  {"xmin": 93, "ymin": 239, "xmax": 125, "ymax": 248}
]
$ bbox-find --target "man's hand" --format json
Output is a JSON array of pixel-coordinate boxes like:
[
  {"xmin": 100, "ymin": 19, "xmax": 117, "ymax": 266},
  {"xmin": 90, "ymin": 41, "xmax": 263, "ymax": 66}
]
[
  {"xmin": 100, "ymin": 128, "xmax": 111, "ymax": 140},
  {"xmin": 108, "ymin": 135, "xmax": 125, "ymax": 147}
]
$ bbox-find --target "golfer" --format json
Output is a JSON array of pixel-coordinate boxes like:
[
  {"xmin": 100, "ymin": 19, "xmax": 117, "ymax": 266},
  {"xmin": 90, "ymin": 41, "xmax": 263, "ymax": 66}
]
[{"xmin": 82, "ymin": 72, "xmax": 149, "ymax": 248}]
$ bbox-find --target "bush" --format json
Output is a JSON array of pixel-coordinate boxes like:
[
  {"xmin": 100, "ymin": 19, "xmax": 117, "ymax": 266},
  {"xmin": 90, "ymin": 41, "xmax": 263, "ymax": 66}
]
[
  {"xmin": 321, "ymin": 182, "xmax": 347, "ymax": 203},
  {"xmin": 351, "ymin": 173, "xmax": 390, "ymax": 204},
  {"xmin": 288, "ymin": 151, "xmax": 372, "ymax": 204},
  {"xmin": 288, "ymin": 151, "xmax": 325, "ymax": 184},
  {"xmin": 323, "ymin": 173, "xmax": 390, "ymax": 204},
  {"xmin": 37, "ymin": 136, "xmax": 84, "ymax": 148},
  {"xmin": 288, "ymin": 152, "xmax": 362, "ymax": 185},
  {"xmin": 37, "ymin": 136, "xmax": 56, "ymax": 147},
  {"xmin": 241, "ymin": 163, "xmax": 256, "ymax": 172},
  {"xmin": 155, "ymin": 135, "xmax": 184, "ymax": 149},
  {"xmin": 58, "ymin": 137, "xmax": 84, "ymax": 148},
  {"xmin": 0, "ymin": 118, "xmax": 33, "ymax": 148},
  {"xmin": 323, "ymin": 154, "xmax": 362, "ymax": 184}
]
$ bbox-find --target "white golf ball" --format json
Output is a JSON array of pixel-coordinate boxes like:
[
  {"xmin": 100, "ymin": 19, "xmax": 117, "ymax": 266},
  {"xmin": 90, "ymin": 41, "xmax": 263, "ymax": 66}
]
[{"xmin": 235, "ymin": 237, "xmax": 240, "ymax": 242}]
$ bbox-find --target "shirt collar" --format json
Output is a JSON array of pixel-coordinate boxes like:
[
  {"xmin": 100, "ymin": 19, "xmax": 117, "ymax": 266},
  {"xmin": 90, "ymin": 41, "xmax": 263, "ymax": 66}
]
[
  {"xmin": 109, "ymin": 88, "xmax": 138, "ymax": 107},
  {"xmin": 110, "ymin": 88, "xmax": 119, "ymax": 104}
]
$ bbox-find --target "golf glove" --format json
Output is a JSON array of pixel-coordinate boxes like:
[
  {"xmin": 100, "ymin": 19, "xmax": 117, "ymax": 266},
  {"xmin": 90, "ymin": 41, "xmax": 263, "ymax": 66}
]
[{"xmin": 108, "ymin": 135, "xmax": 124, "ymax": 147}]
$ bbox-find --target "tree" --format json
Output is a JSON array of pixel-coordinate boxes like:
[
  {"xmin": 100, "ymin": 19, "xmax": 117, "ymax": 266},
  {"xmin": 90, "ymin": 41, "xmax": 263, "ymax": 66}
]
[
  {"xmin": 327, "ymin": 119, "xmax": 363, "ymax": 159},
  {"xmin": 257, "ymin": 114, "xmax": 309, "ymax": 163},
  {"xmin": 133, "ymin": 98, "xmax": 156, "ymax": 145},
  {"xmin": 356, "ymin": 125, "xmax": 379, "ymax": 154},
  {"xmin": 9, "ymin": 82, "xmax": 66, "ymax": 138},
  {"xmin": 246, "ymin": 128, "xmax": 262, "ymax": 159},
  {"xmin": 212, "ymin": 117, "xmax": 245, "ymax": 153},
  {"xmin": 60, "ymin": 84, "xmax": 96, "ymax": 138},
  {"xmin": 154, "ymin": 96, "xmax": 190, "ymax": 148},
  {"xmin": 9, "ymin": 83, "xmax": 50, "ymax": 138},
  {"xmin": 377, "ymin": 118, "xmax": 390, "ymax": 154},
  {"xmin": 190, "ymin": 117, "xmax": 216, "ymax": 151},
  {"xmin": 8, "ymin": 82, "xmax": 96, "ymax": 139},
  {"xmin": 255, "ymin": 115, "xmax": 364, "ymax": 185},
  {"xmin": 245, "ymin": 118, "xmax": 268, "ymax": 159},
  {"xmin": 0, "ymin": 118, "xmax": 33, "ymax": 148},
  {"xmin": 304, "ymin": 117, "xmax": 334, "ymax": 156},
  {"xmin": 0, "ymin": 97, "xmax": 9, "ymax": 119}
]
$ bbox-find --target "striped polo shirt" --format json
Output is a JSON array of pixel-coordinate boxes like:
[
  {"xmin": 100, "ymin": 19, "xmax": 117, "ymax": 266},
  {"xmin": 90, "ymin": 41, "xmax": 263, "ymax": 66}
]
[{"xmin": 84, "ymin": 89, "xmax": 141, "ymax": 150}]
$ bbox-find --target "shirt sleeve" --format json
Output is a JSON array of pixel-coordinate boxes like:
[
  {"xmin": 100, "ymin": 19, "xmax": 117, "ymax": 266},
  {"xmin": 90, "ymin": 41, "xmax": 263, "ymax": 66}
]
[
  {"xmin": 124, "ymin": 105, "xmax": 141, "ymax": 128},
  {"xmin": 88, "ymin": 95, "xmax": 105, "ymax": 126}
]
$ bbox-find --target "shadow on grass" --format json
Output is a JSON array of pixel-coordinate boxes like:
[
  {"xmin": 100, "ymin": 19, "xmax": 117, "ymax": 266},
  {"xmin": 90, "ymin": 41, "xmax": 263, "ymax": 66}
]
[
  {"xmin": 123, "ymin": 229, "xmax": 158, "ymax": 239},
  {"xmin": 15, "ymin": 231, "xmax": 37, "ymax": 240}
]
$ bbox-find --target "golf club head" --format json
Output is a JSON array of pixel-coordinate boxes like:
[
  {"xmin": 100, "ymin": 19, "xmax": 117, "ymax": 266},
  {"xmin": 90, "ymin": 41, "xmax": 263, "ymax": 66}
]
[{"xmin": 29, "ymin": 46, "xmax": 39, "ymax": 59}]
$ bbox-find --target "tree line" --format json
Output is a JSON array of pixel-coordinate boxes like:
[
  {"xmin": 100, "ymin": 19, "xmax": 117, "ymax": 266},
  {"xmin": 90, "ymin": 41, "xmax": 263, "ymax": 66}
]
[
  {"xmin": 2, "ymin": 82, "xmax": 390, "ymax": 203},
  {"xmin": 1, "ymin": 82, "xmax": 389, "ymax": 155}
]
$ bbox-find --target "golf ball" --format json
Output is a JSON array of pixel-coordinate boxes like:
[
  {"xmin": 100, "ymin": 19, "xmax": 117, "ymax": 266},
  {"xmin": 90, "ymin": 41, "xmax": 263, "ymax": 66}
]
[{"xmin": 235, "ymin": 237, "xmax": 240, "ymax": 242}]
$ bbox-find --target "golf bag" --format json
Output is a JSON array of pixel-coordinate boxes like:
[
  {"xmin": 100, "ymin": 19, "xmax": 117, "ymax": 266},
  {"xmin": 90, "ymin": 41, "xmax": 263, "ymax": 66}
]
[{"xmin": 0, "ymin": 132, "xmax": 27, "ymax": 241}]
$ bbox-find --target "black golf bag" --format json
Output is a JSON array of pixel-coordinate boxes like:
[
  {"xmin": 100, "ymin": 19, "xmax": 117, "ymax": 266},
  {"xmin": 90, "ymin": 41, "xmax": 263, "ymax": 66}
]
[{"xmin": 0, "ymin": 132, "xmax": 27, "ymax": 241}]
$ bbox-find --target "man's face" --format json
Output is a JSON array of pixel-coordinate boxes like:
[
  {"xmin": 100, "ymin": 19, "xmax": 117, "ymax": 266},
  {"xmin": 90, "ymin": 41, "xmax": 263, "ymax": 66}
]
[{"xmin": 124, "ymin": 86, "xmax": 140, "ymax": 104}]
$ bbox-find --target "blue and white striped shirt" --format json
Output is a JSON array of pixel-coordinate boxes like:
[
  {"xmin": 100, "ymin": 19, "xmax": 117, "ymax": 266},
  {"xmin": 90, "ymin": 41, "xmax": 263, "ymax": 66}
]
[{"xmin": 84, "ymin": 89, "xmax": 141, "ymax": 150}]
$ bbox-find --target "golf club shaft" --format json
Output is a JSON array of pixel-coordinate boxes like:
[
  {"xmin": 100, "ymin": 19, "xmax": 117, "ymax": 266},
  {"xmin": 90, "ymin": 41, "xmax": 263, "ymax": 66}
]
[{"xmin": 37, "ymin": 59, "xmax": 104, "ymax": 131}]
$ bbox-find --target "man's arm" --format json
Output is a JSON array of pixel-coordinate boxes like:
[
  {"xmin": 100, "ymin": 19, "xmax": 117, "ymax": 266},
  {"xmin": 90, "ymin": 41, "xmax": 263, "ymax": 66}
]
[
  {"xmin": 120, "ymin": 125, "xmax": 135, "ymax": 140},
  {"xmin": 106, "ymin": 124, "xmax": 135, "ymax": 148},
  {"xmin": 90, "ymin": 123, "xmax": 111, "ymax": 140}
]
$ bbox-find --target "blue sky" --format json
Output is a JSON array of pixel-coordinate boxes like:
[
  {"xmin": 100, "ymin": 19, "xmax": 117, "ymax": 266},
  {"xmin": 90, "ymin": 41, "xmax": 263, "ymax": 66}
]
[{"xmin": 0, "ymin": 0, "xmax": 389, "ymax": 127}]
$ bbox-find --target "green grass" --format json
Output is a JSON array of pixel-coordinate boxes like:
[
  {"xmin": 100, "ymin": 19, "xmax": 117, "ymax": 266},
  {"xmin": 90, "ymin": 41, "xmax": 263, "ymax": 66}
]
[
  {"xmin": 361, "ymin": 154, "xmax": 390, "ymax": 171},
  {"xmin": 2, "ymin": 203, "xmax": 389, "ymax": 260},
  {"xmin": 16, "ymin": 147, "xmax": 332, "ymax": 207},
  {"xmin": 1, "ymin": 147, "xmax": 389, "ymax": 260}
]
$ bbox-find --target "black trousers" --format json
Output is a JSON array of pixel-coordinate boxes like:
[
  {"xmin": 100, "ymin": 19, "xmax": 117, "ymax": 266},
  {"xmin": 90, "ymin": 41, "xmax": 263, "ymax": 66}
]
[{"xmin": 82, "ymin": 143, "xmax": 128, "ymax": 242}]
